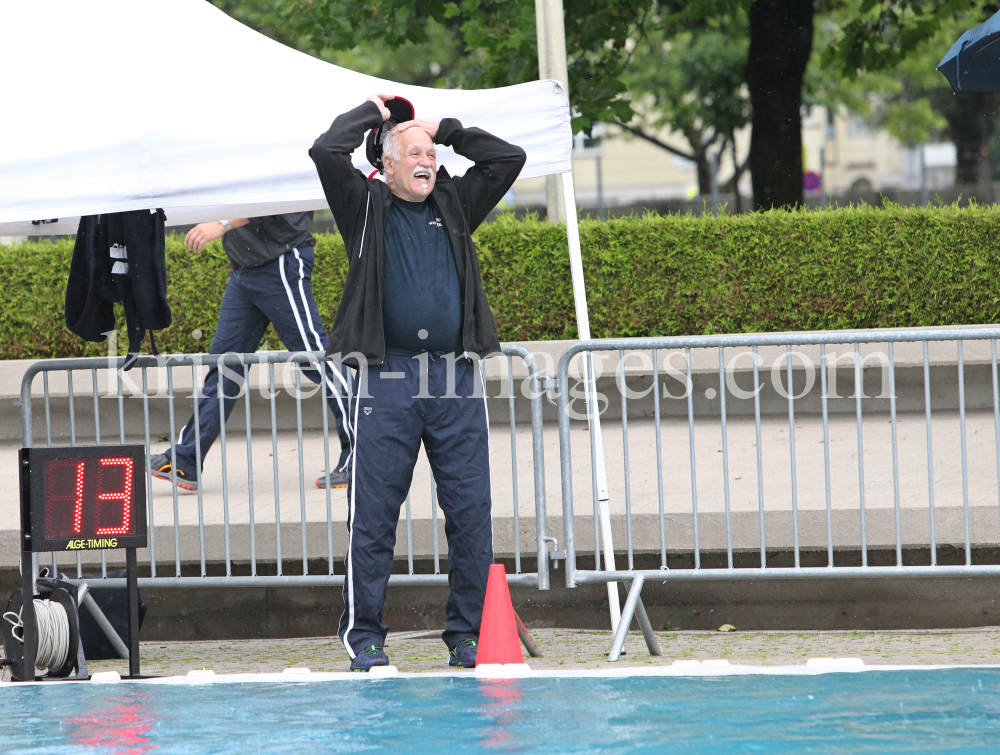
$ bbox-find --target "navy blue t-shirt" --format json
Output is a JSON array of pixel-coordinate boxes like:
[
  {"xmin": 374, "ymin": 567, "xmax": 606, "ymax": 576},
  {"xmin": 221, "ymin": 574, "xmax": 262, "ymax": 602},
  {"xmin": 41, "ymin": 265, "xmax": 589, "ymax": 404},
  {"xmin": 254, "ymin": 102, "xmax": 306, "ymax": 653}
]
[{"xmin": 381, "ymin": 197, "xmax": 464, "ymax": 354}]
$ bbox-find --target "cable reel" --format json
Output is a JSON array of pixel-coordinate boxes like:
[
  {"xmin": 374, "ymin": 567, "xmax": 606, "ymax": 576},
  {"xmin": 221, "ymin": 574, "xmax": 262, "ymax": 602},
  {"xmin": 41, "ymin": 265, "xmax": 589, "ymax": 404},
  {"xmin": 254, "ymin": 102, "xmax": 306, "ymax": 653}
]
[{"xmin": 3, "ymin": 585, "xmax": 82, "ymax": 681}]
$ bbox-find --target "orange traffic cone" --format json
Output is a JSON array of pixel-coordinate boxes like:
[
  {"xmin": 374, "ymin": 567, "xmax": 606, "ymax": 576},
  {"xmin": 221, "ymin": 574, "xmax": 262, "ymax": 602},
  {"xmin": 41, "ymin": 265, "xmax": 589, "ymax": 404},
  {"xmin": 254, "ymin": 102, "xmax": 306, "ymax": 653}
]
[{"xmin": 476, "ymin": 564, "xmax": 525, "ymax": 666}]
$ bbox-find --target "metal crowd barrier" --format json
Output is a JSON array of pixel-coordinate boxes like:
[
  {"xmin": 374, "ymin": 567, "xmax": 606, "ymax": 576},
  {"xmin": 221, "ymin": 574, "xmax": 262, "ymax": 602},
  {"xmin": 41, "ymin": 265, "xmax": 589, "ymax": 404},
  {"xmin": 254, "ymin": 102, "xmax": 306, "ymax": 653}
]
[
  {"xmin": 20, "ymin": 344, "xmax": 550, "ymax": 592},
  {"xmin": 557, "ymin": 328, "xmax": 1000, "ymax": 659}
]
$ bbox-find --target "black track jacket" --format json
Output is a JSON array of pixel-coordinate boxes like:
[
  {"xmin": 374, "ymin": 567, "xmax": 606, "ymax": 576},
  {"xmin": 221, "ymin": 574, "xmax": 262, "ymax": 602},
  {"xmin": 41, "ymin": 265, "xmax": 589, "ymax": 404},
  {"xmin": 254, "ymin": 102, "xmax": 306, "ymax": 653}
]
[
  {"xmin": 309, "ymin": 101, "xmax": 526, "ymax": 367},
  {"xmin": 66, "ymin": 210, "xmax": 171, "ymax": 366}
]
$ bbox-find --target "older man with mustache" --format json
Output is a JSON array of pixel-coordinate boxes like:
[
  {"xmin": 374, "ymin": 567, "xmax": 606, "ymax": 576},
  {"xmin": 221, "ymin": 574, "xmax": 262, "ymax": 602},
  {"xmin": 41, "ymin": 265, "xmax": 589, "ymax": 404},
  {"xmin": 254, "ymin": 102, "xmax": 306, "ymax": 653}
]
[{"xmin": 309, "ymin": 94, "xmax": 526, "ymax": 671}]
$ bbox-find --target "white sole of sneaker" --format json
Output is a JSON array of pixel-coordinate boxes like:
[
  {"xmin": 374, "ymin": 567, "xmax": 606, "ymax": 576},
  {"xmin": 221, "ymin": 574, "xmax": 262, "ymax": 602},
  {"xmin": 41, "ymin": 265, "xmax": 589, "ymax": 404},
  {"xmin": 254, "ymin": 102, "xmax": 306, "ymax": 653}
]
[{"xmin": 151, "ymin": 470, "xmax": 198, "ymax": 492}]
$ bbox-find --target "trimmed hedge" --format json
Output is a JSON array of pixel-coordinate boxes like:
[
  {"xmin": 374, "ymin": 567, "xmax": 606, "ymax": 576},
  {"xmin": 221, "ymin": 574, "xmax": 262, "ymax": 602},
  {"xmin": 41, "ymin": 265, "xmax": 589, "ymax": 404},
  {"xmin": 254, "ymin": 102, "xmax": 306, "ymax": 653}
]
[{"xmin": 3, "ymin": 203, "xmax": 1000, "ymax": 360}]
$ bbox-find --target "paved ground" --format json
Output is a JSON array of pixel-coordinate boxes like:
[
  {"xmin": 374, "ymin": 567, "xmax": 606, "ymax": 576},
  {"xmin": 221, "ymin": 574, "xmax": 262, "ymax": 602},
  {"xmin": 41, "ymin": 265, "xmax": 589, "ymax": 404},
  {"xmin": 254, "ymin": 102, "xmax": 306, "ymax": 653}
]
[{"xmin": 71, "ymin": 627, "xmax": 1000, "ymax": 677}]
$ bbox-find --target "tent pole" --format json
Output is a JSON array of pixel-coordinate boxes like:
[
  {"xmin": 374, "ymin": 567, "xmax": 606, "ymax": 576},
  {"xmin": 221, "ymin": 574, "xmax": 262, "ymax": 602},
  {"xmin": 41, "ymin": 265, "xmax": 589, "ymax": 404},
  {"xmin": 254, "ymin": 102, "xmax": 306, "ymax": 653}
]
[
  {"xmin": 560, "ymin": 170, "xmax": 622, "ymax": 632},
  {"xmin": 536, "ymin": 0, "xmax": 569, "ymax": 224}
]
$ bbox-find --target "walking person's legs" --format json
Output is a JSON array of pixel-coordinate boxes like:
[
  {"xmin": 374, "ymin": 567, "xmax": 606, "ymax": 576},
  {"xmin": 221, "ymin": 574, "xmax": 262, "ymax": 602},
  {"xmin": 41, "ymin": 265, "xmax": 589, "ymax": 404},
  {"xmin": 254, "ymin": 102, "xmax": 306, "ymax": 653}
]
[
  {"xmin": 151, "ymin": 270, "xmax": 269, "ymax": 489},
  {"xmin": 252, "ymin": 247, "xmax": 353, "ymax": 485}
]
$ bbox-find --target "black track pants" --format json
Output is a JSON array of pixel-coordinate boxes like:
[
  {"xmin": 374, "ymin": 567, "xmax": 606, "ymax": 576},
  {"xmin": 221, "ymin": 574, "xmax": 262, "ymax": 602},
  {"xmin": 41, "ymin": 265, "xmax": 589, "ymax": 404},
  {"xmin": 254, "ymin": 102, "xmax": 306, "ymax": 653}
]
[{"xmin": 339, "ymin": 349, "xmax": 493, "ymax": 656}]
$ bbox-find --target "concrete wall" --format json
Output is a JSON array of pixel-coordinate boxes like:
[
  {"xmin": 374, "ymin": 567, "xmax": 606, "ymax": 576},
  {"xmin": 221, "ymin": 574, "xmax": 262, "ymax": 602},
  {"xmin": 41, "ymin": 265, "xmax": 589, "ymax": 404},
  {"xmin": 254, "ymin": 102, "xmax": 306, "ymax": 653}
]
[{"xmin": 5, "ymin": 549, "xmax": 1000, "ymax": 639}]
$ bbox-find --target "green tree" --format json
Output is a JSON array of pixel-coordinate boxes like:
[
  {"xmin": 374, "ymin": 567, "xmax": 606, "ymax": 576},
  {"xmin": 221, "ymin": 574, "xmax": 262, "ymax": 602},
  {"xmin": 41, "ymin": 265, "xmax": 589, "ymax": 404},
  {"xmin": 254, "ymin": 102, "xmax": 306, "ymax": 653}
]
[
  {"xmin": 213, "ymin": 0, "xmax": 820, "ymax": 211},
  {"xmin": 739, "ymin": 0, "xmax": 998, "ymax": 208},
  {"xmin": 267, "ymin": 0, "xmax": 652, "ymax": 132},
  {"xmin": 215, "ymin": 0, "xmax": 994, "ymax": 211},
  {"xmin": 823, "ymin": 0, "xmax": 1000, "ymax": 190},
  {"xmin": 211, "ymin": 0, "xmax": 463, "ymax": 87},
  {"xmin": 616, "ymin": 14, "xmax": 752, "ymax": 201},
  {"xmin": 806, "ymin": 12, "xmax": 945, "ymax": 148},
  {"xmin": 744, "ymin": 0, "xmax": 813, "ymax": 210}
]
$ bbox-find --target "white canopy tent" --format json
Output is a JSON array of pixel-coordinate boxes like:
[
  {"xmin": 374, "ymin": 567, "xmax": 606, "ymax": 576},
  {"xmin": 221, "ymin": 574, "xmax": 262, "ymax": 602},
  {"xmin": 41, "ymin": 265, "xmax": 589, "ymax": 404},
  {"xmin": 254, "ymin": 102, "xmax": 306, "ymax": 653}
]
[
  {"xmin": 2, "ymin": 0, "xmax": 622, "ymax": 625},
  {"xmin": 0, "ymin": 0, "xmax": 571, "ymax": 234}
]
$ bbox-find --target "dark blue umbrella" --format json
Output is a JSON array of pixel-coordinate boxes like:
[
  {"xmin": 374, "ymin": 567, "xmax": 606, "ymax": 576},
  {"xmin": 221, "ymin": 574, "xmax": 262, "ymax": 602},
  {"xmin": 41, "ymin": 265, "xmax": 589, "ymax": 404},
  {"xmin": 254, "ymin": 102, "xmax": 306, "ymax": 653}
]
[{"xmin": 938, "ymin": 9, "xmax": 1000, "ymax": 92}]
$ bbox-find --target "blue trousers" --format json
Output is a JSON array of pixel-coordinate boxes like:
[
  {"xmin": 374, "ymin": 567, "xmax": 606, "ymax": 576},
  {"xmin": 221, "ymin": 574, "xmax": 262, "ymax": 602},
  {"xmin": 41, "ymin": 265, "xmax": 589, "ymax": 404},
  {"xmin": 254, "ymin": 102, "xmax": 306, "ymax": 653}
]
[
  {"xmin": 173, "ymin": 247, "xmax": 352, "ymax": 473},
  {"xmin": 340, "ymin": 350, "xmax": 494, "ymax": 656}
]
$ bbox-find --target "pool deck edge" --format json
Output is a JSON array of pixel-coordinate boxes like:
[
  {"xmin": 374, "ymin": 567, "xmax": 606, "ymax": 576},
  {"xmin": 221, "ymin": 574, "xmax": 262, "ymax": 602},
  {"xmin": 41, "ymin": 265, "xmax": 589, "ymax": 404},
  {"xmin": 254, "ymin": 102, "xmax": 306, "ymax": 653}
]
[{"xmin": 5, "ymin": 663, "xmax": 1000, "ymax": 687}]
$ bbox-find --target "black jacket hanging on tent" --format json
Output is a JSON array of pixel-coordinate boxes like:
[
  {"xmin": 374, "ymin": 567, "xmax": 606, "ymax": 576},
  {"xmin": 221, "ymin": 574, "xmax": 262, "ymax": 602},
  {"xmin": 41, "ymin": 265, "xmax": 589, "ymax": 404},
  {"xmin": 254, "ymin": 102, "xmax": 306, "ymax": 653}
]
[{"xmin": 65, "ymin": 209, "xmax": 171, "ymax": 368}]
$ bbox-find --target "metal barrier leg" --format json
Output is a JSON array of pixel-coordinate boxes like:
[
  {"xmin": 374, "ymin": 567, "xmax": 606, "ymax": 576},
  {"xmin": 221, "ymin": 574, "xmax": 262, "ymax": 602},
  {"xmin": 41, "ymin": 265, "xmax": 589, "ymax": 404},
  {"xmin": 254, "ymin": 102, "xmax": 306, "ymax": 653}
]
[
  {"xmin": 514, "ymin": 611, "xmax": 543, "ymax": 658},
  {"xmin": 608, "ymin": 573, "xmax": 645, "ymax": 662},
  {"xmin": 634, "ymin": 596, "xmax": 661, "ymax": 657},
  {"xmin": 73, "ymin": 583, "xmax": 90, "ymax": 677}
]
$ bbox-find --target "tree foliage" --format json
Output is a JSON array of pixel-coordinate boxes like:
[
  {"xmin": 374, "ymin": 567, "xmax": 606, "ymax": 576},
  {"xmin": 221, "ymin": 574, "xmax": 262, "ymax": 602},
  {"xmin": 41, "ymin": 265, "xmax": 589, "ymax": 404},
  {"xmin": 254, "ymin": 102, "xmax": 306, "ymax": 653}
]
[
  {"xmin": 619, "ymin": 12, "xmax": 751, "ymax": 194},
  {"xmin": 263, "ymin": 0, "xmax": 652, "ymax": 132},
  {"xmin": 823, "ymin": 0, "xmax": 976, "ymax": 78},
  {"xmin": 211, "ymin": 0, "xmax": 1000, "ymax": 208},
  {"xmin": 820, "ymin": 1, "xmax": 1000, "ymax": 184},
  {"xmin": 212, "ymin": 0, "xmax": 464, "ymax": 87}
]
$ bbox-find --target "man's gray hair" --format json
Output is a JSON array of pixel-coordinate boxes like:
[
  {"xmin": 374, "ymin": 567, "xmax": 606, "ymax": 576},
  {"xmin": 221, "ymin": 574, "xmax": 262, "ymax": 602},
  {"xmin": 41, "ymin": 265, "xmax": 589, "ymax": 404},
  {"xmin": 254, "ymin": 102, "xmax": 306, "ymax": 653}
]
[{"xmin": 381, "ymin": 125, "xmax": 402, "ymax": 163}]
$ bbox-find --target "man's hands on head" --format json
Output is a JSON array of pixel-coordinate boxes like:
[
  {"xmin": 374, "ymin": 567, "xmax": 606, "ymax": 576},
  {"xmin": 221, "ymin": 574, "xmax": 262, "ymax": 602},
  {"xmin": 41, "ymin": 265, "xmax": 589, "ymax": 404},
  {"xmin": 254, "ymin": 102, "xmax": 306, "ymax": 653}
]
[
  {"xmin": 365, "ymin": 94, "xmax": 441, "ymax": 202},
  {"xmin": 364, "ymin": 96, "xmax": 440, "ymax": 140},
  {"xmin": 367, "ymin": 94, "xmax": 394, "ymax": 121},
  {"xmin": 395, "ymin": 119, "xmax": 439, "ymax": 141},
  {"xmin": 185, "ymin": 219, "xmax": 249, "ymax": 254}
]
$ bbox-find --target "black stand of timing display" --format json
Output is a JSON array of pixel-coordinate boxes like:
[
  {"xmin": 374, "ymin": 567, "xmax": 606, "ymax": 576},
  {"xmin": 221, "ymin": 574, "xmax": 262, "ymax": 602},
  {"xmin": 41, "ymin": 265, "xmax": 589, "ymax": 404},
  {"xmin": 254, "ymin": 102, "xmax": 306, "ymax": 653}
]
[
  {"xmin": 18, "ymin": 549, "xmax": 37, "ymax": 681},
  {"xmin": 126, "ymin": 547, "xmax": 140, "ymax": 677}
]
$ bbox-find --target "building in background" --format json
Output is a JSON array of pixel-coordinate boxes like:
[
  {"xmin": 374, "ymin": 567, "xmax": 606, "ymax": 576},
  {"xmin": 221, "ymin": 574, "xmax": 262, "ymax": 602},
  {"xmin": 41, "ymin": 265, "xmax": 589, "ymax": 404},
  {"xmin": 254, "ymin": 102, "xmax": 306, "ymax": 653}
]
[{"xmin": 801, "ymin": 107, "xmax": 956, "ymax": 195}]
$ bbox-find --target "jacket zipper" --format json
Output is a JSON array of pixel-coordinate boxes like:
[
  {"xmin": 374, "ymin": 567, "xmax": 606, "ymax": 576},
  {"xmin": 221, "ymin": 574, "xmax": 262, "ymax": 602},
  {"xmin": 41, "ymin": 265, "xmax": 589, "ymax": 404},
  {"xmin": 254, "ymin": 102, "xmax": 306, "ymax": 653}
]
[
  {"xmin": 358, "ymin": 192, "xmax": 370, "ymax": 259},
  {"xmin": 374, "ymin": 194, "xmax": 385, "ymax": 359}
]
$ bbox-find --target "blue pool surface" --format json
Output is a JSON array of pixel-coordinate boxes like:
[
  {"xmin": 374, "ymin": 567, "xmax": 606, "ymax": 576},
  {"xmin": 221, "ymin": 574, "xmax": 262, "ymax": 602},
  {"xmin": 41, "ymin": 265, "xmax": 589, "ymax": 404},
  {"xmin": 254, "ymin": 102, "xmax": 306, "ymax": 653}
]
[{"xmin": 2, "ymin": 669, "xmax": 1000, "ymax": 753}]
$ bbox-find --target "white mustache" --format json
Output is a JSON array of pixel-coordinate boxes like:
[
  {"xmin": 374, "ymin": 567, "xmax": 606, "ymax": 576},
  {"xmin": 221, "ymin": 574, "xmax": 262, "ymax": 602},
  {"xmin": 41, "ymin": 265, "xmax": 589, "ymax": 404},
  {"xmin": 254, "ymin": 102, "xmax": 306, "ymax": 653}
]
[{"xmin": 411, "ymin": 166, "xmax": 433, "ymax": 180}]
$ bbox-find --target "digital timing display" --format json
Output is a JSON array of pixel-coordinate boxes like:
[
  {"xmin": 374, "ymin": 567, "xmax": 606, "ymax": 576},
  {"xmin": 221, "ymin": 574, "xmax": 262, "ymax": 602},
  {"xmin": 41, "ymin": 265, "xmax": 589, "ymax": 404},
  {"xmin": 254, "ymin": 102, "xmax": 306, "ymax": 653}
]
[{"xmin": 19, "ymin": 445, "xmax": 148, "ymax": 552}]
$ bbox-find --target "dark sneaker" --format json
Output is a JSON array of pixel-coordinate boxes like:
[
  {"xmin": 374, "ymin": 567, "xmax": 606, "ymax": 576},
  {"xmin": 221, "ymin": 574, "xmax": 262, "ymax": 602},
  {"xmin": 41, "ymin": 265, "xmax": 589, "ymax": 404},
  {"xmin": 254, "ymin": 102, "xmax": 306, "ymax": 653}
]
[
  {"xmin": 149, "ymin": 452, "xmax": 198, "ymax": 492},
  {"xmin": 350, "ymin": 644, "xmax": 390, "ymax": 672},
  {"xmin": 449, "ymin": 639, "xmax": 478, "ymax": 668},
  {"xmin": 316, "ymin": 469, "xmax": 351, "ymax": 489}
]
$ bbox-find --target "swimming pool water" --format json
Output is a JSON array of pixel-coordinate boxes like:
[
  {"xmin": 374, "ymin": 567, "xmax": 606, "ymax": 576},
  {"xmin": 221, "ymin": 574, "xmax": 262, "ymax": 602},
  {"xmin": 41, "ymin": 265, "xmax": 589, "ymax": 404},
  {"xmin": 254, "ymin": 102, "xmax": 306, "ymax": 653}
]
[{"xmin": 2, "ymin": 669, "xmax": 999, "ymax": 753}]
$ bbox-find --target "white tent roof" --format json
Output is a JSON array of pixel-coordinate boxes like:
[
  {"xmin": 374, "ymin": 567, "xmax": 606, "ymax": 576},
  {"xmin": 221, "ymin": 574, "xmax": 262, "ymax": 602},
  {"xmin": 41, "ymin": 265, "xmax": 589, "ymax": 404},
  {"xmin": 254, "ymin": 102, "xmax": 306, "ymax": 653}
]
[{"xmin": 0, "ymin": 0, "xmax": 572, "ymax": 235}]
